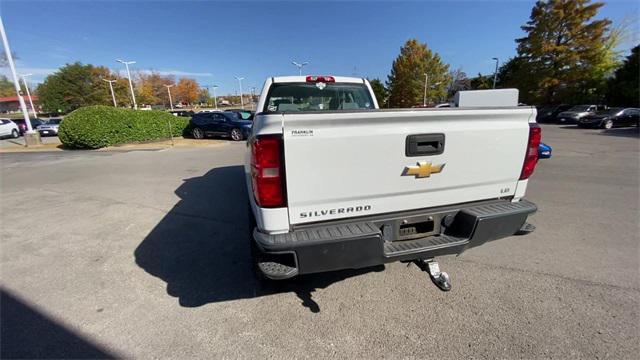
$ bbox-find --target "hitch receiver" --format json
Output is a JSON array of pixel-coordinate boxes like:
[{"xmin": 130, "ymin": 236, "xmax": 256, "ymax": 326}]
[{"xmin": 415, "ymin": 259, "xmax": 452, "ymax": 291}]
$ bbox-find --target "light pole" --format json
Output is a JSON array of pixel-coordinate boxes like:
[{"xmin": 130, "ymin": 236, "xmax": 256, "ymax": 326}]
[
  {"xmin": 102, "ymin": 79, "xmax": 117, "ymax": 107},
  {"xmin": 492, "ymin": 57, "xmax": 499, "ymax": 89},
  {"xmin": 163, "ymin": 84, "xmax": 175, "ymax": 111},
  {"xmin": 116, "ymin": 59, "xmax": 137, "ymax": 109},
  {"xmin": 0, "ymin": 16, "xmax": 36, "ymax": 141},
  {"xmin": 235, "ymin": 76, "xmax": 245, "ymax": 109},
  {"xmin": 292, "ymin": 61, "xmax": 309, "ymax": 76},
  {"xmin": 20, "ymin": 73, "xmax": 37, "ymax": 118},
  {"xmin": 423, "ymin": 73, "xmax": 429, "ymax": 107},
  {"xmin": 212, "ymin": 85, "xmax": 218, "ymax": 109}
]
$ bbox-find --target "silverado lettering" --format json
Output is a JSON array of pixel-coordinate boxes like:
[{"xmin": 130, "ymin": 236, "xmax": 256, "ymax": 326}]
[{"xmin": 300, "ymin": 205, "xmax": 372, "ymax": 218}]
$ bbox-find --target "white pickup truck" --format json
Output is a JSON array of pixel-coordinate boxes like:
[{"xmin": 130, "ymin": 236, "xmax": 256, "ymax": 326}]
[{"xmin": 245, "ymin": 75, "xmax": 540, "ymax": 290}]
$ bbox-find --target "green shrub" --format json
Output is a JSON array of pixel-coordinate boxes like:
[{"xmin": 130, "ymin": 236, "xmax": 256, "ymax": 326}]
[{"xmin": 59, "ymin": 106, "xmax": 190, "ymax": 149}]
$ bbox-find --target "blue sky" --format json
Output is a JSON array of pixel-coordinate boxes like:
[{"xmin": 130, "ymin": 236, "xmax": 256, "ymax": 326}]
[{"xmin": 1, "ymin": 0, "xmax": 638, "ymax": 95}]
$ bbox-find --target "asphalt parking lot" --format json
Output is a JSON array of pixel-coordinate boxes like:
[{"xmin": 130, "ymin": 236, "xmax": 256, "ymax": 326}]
[{"xmin": 1, "ymin": 125, "xmax": 638, "ymax": 359}]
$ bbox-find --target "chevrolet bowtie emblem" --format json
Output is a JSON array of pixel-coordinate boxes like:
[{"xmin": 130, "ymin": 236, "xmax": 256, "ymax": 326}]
[{"xmin": 403, "ymin": 161, "xmax": 445, "ymax": 178}]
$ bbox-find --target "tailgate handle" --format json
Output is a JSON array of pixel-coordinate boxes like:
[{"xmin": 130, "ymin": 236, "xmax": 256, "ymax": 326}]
[{"xmin": 406, "ymin": 134, "xmax": 445, "ymax": 157}]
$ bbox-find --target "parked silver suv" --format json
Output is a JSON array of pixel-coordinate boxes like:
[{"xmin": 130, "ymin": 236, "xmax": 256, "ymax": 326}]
[{"xmin": 37, "ymin": 118, "xmax": 63, "ymax": 136}]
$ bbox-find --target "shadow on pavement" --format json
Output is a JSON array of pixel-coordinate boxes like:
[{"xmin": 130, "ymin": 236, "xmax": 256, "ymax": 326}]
[
  {"xmin": 0, "ymin": 287, "xmax": 117, "ymax": 359},
  {"xmin": 592, "ymin": 127, "xmax": 640, "ymax": 138},
  {"xmin": 134, "ymin": 165, "xmax": 383, "ymax": 312}
]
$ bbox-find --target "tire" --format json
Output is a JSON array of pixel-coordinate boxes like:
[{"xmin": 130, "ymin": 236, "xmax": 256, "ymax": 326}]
[
  {"xmin": 11, "ymin": 129, "xmax": 18, "ymax": 138},
  {"xmin": 603, "ymin": 119, "xmax": 613, "ymax": 129},
  {"xmin": 230, "ymin": 128, "xmax": 243, "ymax": 141},
  {"xmin": 192, "ymin": 127, "xmax": 204, "ymax": 139}
]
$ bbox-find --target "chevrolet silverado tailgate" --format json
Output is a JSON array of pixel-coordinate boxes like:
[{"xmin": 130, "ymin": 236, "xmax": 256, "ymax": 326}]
[{"xmin": 281, "ymin": 107, "xmax": 534, "ymax": 225}]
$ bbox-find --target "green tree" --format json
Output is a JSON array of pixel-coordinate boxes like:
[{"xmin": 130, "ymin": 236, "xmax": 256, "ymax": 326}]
[
  {"xmin": 470, "ymin": 73, "xmax": 493, "ymax": 90},
  {"xmin": 36, "ymin": 62, "xmax": 126, "ymax": 113},
  {"xmin": 386, "ymin": 39, "xmax": 451, "ymax": 107},
  {"xmin": 515, "ymin": 0, "xmax": 615, "ymax": 104},
  {"xmin": 606, "ymin": 45, "xmax": 639, "ymax": 107},
  {"xmin": 368, "ymin": 78, "xmax": 387, "ymax": 107},
  {"xmin": 0, "ymin": 75, "xmax": 15, "ymax": 97}
]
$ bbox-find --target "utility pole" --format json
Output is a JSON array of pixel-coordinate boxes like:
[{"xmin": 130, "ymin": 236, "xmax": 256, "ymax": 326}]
[
  {"xmin": 102, "ymin": 79, "xmax": 117, "ymax": 107},
  {"xmin": 492, "ymin": 57, "xmax": 499, "ymax": 89},
  {"xmin": 423, "ymin": 73, "xmax": 429, "ymax": 107},
  {"xmin": 235, "ymin": 76, "xmax": 244, "ymax": 110},
  {"xmin": 20, "ymin": 73, "xmax": 37, "ymax": 118},
  {"xmin": 0, "ymin": 16, "xmax": 39, "ymax": 145},
  {"xmin": 116, "ymin": 59, "xmax": 137, "ymax": 109},
  {"xmin": 164, "ymin": 84, "xmax": 175, "ymax": 111},
  {"xmin": 212, "ymin": 85, "xmax": 218, "ymax": 109},
  {"xmin": 291, "ymin": 61, "xmax": 309, "ymax": 76}
]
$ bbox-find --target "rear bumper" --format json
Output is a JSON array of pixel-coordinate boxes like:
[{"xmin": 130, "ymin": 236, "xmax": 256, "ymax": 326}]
[{"xmin": 253, "ymin": 199, "xmax": 537, "ymax": 279}]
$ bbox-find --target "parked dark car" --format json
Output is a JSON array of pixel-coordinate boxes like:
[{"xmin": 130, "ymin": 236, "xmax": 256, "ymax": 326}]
[
  {"xmin": 577, "ymin": 108, "xmax": 640, "ymax": 129},
  {"xmin": 13, "ymin": 118, "xmax": 46, "ymax": 134},
  {"xmin": 169, "ymin": 110, "xmax": 195, "ymax": 117},
  {"xmin": 556, "ymin": 104, "xmax": 607, "ymax": 124},
  {"xmin": 188, "ymin": 112, "xmax": 252, "ymax": 141},
  {"xmin": 224, "ymin": 109, "xmax": 254, "ymax": 121},
  {"xmin": 536, "ymin": 104, "xmax": 572, "ymax": 123}
]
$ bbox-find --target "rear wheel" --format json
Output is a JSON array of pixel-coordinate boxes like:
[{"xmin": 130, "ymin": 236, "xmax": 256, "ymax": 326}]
[
  {"xmin": 230, "ymin": 128, "xmax": 243, "ymax": 141},
  {"xmin": 603, "ymin": 119, "xmax": 613, "ymax": 129},
  {"xmin": 192, "ymin": 127, "xmax": 204, "ymax": 139},
  {"xmin": 11, "ymin": 129, "xmax": 18, "ymax": 138}
]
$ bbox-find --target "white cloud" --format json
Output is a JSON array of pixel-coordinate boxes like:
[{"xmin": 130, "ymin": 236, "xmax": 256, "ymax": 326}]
[{"xmin": 0, "ymin": 67, "xmax": 58, "ymax": 83}]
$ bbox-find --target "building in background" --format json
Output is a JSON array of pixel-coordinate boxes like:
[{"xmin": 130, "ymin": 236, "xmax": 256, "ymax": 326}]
[{"xmin": 0, "ymin": 95, "xmax": 40, "ymax": 114}]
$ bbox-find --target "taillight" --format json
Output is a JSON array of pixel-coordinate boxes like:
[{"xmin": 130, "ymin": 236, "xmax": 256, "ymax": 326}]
[
  {"xmin": 520, "ymin": 123, "xmax": 542, "ymax": 180},
  {"xmin": 251, "ymin": 135, "xmax": 286, "ymax": 207},
  {"xmin": 306, "ymin": 75, "xmax": 335, "ymax": 83}
]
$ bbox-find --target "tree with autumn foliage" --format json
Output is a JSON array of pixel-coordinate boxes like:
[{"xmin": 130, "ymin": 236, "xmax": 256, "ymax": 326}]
[
  {"xmin": 386, "ymin": 39, "xmax": 451, "ymax": 107},
  {"xmin": 135, "ymin": 72, "xmax": 176, "ymax": 106},
  {"xmin": 512, "ymin": 0, "xmax": 617, "ymax": 104},
  {"xmin": 174, "ymin": 78, "xmax": 200, "ymax": 105}
]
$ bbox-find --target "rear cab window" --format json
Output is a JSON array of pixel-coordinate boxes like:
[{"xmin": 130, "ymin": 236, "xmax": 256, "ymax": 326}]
[{"xmin": 264, "ymin": 82, "xmax": 374, "ymax": 113}]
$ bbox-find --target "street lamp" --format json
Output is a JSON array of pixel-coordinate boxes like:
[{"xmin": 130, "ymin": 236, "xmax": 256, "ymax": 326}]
[
  {"xmin": 164, "ymin": 84, "xmax": 175, "ymax": 111},
  {"xmin": 116, "ymin": 59, "xmax": 138, "ymax": 109},
  {"xmin": 291, "ymin": 60, "xmax": 309, "ymax": 76},
  {"xmin": 492, "ymin": 57, "xmax": 499, "ymax": 89},
  {"xmin": 423, "ymin": 73, "xmax": 429, "ymax": 107},
  {"xmin": 20, "ymin": 73, "xmax": 37, "ymax": 118},
  {"xmin": 235, "ymin": 76, "xmax": 245, "ymax": 110},
  {"xmin": 102, "ymin": 79, "xmax": 118, "ymax": 107},
  {"xmin": 212, "ymin": 85, "xmax": 219, "ymax": 109},
  {"xmin": 0, "ymin": 16, "xmax": 36, "ymax": 141}
]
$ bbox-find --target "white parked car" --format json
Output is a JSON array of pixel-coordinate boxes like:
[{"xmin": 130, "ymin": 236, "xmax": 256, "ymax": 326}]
[
  {"xmin": 37, "ymin": 118, "xmax": 63, "ymax": 136},
  {"xmin": 245, "ymin": 75, "xmax": 541, "ymax": 291},
  {"xmin": 0, "ymin": 118, "xmax": 20, "ymax": 138}
]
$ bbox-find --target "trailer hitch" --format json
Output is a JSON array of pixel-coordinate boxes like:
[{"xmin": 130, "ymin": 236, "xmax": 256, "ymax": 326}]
[{"xmin": 414, "ymin": 259, "xmax": 452, "ymax": 291}]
